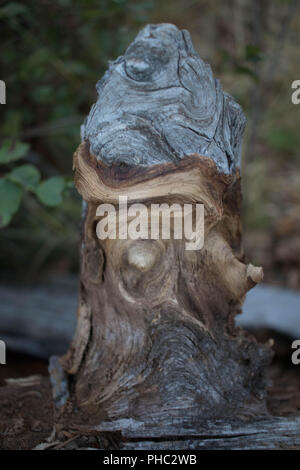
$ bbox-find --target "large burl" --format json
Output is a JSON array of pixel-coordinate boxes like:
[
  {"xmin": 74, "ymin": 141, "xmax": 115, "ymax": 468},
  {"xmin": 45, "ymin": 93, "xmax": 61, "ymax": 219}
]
[{"xmin": 54, "ymin": 24, "xmax": 272, "ymax": 435}]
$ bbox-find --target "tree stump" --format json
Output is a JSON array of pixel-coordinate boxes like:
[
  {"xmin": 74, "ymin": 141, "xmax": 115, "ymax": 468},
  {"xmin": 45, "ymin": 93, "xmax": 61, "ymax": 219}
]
[{"xmin": 49, "ymin": 24, "xmax": 275, "ymax": 437}]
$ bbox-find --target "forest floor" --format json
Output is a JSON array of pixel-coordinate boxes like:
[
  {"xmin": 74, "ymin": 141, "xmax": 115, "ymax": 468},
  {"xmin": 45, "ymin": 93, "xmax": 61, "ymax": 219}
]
[{"xmin": 0, "ymin": 329, "xmax": 299, "ymax": 450}]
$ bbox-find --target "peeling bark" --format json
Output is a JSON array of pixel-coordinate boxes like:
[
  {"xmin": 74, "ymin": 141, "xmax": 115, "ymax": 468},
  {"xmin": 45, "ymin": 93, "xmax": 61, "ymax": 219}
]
[{"xmin": 57, "ymin": 150, "xmax": 272, "ymax": 431}]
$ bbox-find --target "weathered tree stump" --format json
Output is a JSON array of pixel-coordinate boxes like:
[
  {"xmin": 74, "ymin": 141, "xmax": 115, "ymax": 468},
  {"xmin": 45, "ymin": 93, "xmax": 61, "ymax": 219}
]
[
  {"xmin": 50, "ymin": 24, "xmax": 275, "ymax": 436},
  {"xmin": 1, "ymin": 24, "xmax": 300, "ymax": 450}
]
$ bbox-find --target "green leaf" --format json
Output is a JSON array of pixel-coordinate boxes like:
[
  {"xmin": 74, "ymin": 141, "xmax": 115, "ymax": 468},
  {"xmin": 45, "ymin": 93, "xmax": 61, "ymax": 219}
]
[
  {"xmin": 8, "ymin": 164, "xmax": 41, "ymax": 190},
  {"xmin": 35, "ymin": 176, "xmax": 65, "ymax": 207},
  {"xmin": 0, "ymin": 178, "xmax": 23, "ymax": 227},
  {"xmin": 0, "ymin": 140, "xmax": 29, "ymax": 164}
]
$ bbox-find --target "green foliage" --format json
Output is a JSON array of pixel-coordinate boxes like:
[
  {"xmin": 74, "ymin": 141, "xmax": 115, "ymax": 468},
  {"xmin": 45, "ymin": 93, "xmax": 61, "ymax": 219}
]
[
  {"xmin": 0, "ymin": 138, "xmax": 69, "ymax": 225},
  {"xmin": 0, "ymin": 140, "xmax": 29, "ymax": 164},
  {"xmin": 8, "ymin": 164, "xmax": 40, "ymax": 190},
  {"xmin": 0, "ymin": 0, "xmax": 154, "ymax": 186},
  {"xmin": 0, "ymin": 179, "xmax": 23, "ymax": 227},
  {"xmin": 35, "ymin": 176, "xmax": 65, "ymax": 207},
  {"xmin": 0, "ymin": 0, "xmax": 155, "ymax": 276}
]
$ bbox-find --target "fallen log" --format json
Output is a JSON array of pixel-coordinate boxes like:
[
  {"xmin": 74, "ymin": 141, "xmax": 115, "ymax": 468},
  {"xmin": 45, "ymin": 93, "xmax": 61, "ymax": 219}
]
[
  {"xmin": 0, "ymin": 376, "xmax": 300, "ymax": 450},
  {"xmin": 0, "ymin": 276, "xmax": 77, "ymax": 358},
  {"xmin": 1, "ymin": 279, "xmax": 300, "ymax": 359},
  {"xmin": 120, "ymin": 417, "xmax": 300, "ymax": 450},
  {"xmin": 0, "ymin": 375, "xmax": 299, "ymax": 450}
]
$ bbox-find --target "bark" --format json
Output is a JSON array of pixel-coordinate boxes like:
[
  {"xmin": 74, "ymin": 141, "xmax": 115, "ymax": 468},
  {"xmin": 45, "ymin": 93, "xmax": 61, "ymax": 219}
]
[
  {"xmin": 82, "ymin": 24, "xmax": 246, "ymax": 174},
  {"xmin": 48, "ymin": 24, "xmax": 275, "ymax": 434},
  {"xmin": 56, "ymin": 136, "xmax": 272, "ymax": 433}
]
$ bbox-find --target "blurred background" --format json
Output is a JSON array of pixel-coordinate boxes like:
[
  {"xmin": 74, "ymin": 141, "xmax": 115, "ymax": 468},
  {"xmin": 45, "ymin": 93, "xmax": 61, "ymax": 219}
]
[{"xmin": 0, "ymin": 0, "xmax": 299, "ymax": 390}]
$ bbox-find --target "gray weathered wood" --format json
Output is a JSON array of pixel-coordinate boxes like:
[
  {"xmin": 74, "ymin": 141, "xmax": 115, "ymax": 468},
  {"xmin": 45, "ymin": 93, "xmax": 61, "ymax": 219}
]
[
  {"xmin": 0, "ymin": 276, "xmax": 77, "ymax": 358},
  {"xmin": 1, "ymin": 279, "xmax": 299, "ymax": 359},
  {"xmin": 238, "ymin": 284, "xmax": 300, "ymax": 338},
  {"xmin": 120, "ymin": 417, "xmax": 300, "ymax": 450},
  {"xmin": 82, "ymin": 23, "xmax": 246, "ymax": 174},
  {"xmin": 1, "ymin": 374, "xmax": 299, "ymax": 449}
]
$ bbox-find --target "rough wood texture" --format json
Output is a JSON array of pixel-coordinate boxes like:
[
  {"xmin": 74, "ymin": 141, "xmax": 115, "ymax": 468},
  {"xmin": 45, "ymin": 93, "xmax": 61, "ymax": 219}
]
[
  {"xmin": 56, "ymin": 139, "xmax": 273, "ymax": 432},
  {"xmin": 0, "ymin": 24, "xmax": 299, "ymax": 450},
  {"xmin": 0, "ymin": 375, "xmax": 299, "ymax": 449},
  {"xmin": 1, "ymin": 279, "xmax": 300, "ymax": 359},
  {"xmin": 120, "ymin": 417, "xmax": 300, "ymax": 450},
  {"xmin": 82, "ymin": 23, "xmax": 246, "ymax": 174},
  {"xmin": 48, "ymin": 24, "xmax": 275, "ymax": 435}
]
